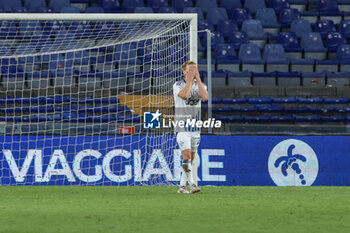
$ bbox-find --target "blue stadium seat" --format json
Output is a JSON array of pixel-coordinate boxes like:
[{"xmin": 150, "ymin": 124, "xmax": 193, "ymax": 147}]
[
  {"xmin": 220, "ymin": 0, "xmax": 241, "ymax": 14},
  {"xmin": 325, "ymin": 32, "xmax": 346, "ymax": 59},
  {"xmin": 158, "ymin": 6, "xmax": 177, "ymax": 13},
  {"xmin": 147, "ymin": 0, "xmax": 168, "ymax": 11},
  {"xmin": 327, "ymin": 71, "xmax": 350, "ymax": 86},
  {"xmin": 183, "ymin": 7, "xmax": 204, "ymax": 19},
  {"xmin": 215, "ymin": 43, "xmax": 240, "ymax": 72},
  {"xmin": 301, "ymin": 32, "xmax": 327, "ymax": 60},
  {"xmin": 172, "ymin": 0, "xmax": 193, "ymax": 11},
  {"xmin": 49, "ymin": 0, "xmax": 71, "ymax": 12},
  {"xmin": 290, "ymin": 19, "xmax": 312, "ymax": 38},
  {"xmin": 244, "ymin": 0, "xmax": 266, "ymax": 14},
  {"xmin": 60, "ymin": 6, "xmax": 80, "ymax": 13},
  {"xmin": 268, "ymin": 0, "xmax": 290, "ymax": 14},
  {"xmin": 198, "ymin": 20, "xmax": 214, "ymax": 33},
  {"xmin": 272, "ymin": 97, "xmax": 298, "ymax": 104},
  {"xmin": 1, "ymin": 0, "xmax": 25, "ymax": 12},
  {"xmin": 134, "ymin": 7, "xmax": 153, "ymax": 13},
  {"xmin": 239, "ymin": 43, "xmax": 265, "ymax": 72},
  {"xmin": 277, "ymin": 32, "xmax": 302, "ymax": 59},
  {"xmin": 339, "ymin": 20, "xmax": 350, "ymax": 39},
  {"xmin": 241, "ymin": 20, "xmax": 266, "ymax": 48},
  {"xmin": 24, "ymin": 0, "xmax": 47, "ymax": 12},
  {"xmin": 256, "ymin": 8, "xmax": 280, "ymax": 35},
  {"xmin": 317, "ymin": 0, "xmax": 339, "ymax": 12},
  {"xmin": 84, "ymin": 6, "xmax": 104, "ymax": 13},
  {"xmin": 122, "ymin": 0, "xmax": 145, "ymax": 12},
  {"xmin": 337, "ymin": 45, "xmax": 350, "ymax": 71},
  {"xmin": 324, "ymin": 97, "xmax": 348, "ymax": 104},
  {"xmin": 314, "ymin": 20, "xmax": 336, "ymax": 39},
  {"xmin": 230, "ymin": 8, "xmax": 252, "ymax": 26},
  {"xmin": 263, "ymin": 44, "xmax": 289, "ymax": 72},
  {"xmin": 202, "ymin": 31, "xmax": 225, "ymax": 49},
  {"xmin": 196, "ymin": 0, "xmax": 217, "ymax": 13},
  {"xmin": 228, "ymin": 31, "xmax": 249, "ymax": 49},
  {"xmin": 217, "ymin": 20, "xmax": 238, "ymax": 38},
  {"xmin": 279, "ymin": 8, "xmax": 300, "ymax": 27},
  {"xmin": 207, "ymin": 8, "xmax": 228, "ymax": 26},
  {"xmin": 338, "ymin": 0, "xmax": 350, "ymax": 12},
  {"xmin": 98, "ymin": 0, "xmax": 122, "ymax": 13},
  {"xmin": 247, "ymin": 97, "xmax": 273, "ymax": 104}
]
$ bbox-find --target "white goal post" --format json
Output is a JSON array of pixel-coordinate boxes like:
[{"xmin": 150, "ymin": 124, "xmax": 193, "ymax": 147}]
[{"xmin": 0, "ymin": 13, "xmax": 198, "ymax": 186}]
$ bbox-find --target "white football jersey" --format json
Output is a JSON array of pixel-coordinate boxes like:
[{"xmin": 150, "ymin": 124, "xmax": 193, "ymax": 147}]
[{"xmin": 173, "ymin": 80, "xmax": 207, "ymax": 132}]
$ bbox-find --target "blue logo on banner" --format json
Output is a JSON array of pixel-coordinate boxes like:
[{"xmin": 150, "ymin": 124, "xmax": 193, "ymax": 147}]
[
  {"xmin": 268, "ymin": 139, "xmax": 319, "ymax": 186},
  {"xmin": 143, "ymin": 110, "xmax": 161, "ymax": 129}
]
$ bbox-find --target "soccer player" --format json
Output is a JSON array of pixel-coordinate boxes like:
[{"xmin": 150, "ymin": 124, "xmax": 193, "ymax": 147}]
[{"xmin": 173, "ymin": 61, "xmax": 208, "ymax": 194}]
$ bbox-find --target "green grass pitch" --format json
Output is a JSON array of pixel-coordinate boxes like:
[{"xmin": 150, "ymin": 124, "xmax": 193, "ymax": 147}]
[{"xmin": 0, "ymin": 186, "xmax": 349, "ymax": 233}]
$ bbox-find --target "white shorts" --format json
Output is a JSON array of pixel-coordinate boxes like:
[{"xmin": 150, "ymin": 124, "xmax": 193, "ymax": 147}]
[{"xmin": 176, "ymin": 131, "xmax": 201, "ymax": 152}]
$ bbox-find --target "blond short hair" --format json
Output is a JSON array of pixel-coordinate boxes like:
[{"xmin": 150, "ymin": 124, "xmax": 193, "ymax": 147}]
[{"xmin": 182, "ymin": 61, "xmax": 197, "ymax": 71}]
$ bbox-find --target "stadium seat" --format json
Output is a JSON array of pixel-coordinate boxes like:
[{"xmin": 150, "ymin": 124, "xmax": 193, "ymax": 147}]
[
  {"xmin": 268, "ymin": 0, "xmax": 290, "ymax": 14},
  {"xmin": 230, "ymin": 8, "xmax": 252, "ymax": 26},
  {"xmin": 314, "ymin": 20, "xmax": 336, "ymax": 39},
  {"xmin": 263, "ymin": 44, "xmax": 289, "ymax": 72},
  {"xmin": 337, "ymin": 45, "xmax": 350, "ymax": 71},
  {"xmin": 49, "ymin": 0, "xmax": 71, "ymax": 12},
  {"xmin": 217, "ymin": 20, "xmax": 239, "ymax": 38},
  {"xmin": 24, "ymin": 0, "xmax": 47, "ymax": 12},
  {"xmin": 276, "ymin": 71, "xmax": 301, "ymax": 87},
  {"xmin": 26, "ymin": 71, "xmax": 50, "ymax": 89},
  {"xmin": 1, "ymin": 0, "xmax": 26, "ymax": 12},
  {"xmin": 158, "ymin": 7, "xmax": 177, "ymax": 13},
  {"xmin": 241, "ymin": 20, "xmax": 267, "ymax": 48},
  {"xmin": 198, "ymin": 20, "xmax": 214, "ymax": 32},
  {"xmin": 98, "ymin": 0, "xmax": 122, "ymax": 13},
  {"xmin": 228, "ymin": 31, "xmax": 249, "ymax": 49},
  {"xmin": 103, "ymin": 71, "xmax": 127, "ymax": 88},
  {"xmin": 317, "ymin": 0, "xmax": 339, "ymax": 12},
  {"xmin": 207, "ymin": 8, "xmax": 228, "ymax": 26},
  {"xmin": 122, "ymin": 0, "xmax": 145, "ymax": 13},
  {"xmin": 220, "ymin": 0, "xmax": 241, "ymax": 14},
  {"xmin": 256, "ymin": 8, "xmax": 280, "ymax": 35},
  {"xmin": 338, "ymin": 0, "xmax": 350, "ymax": 12},
  {"xmin": 147, "ymin": 0, "xmax": 168, "ymax": 12},
  {"xmin": 290, "ymin": 19, "xmax": 312, "ymax": 38},
  {"xmin": 315, "ymin": 59, "xmax": 338, "ymax": 73},
  {"xmin": 84, "ymin": 6, "xmax": 104, "ymax": 13},
  {"xmin": 301, "ymin": 32, "xmax": 327, "ymax": 60},
  {"xmin": 277, "ymin": 32, "xmax": 302, "ymax": 59},
  {"xmin": 339, "ymin": 20, "xmax": 350, "ymax": 39},
  {"xmin": 227, "ymin": 71, "xmax": 252, "ymax": 87},
  {"xmin": 279, "ymin": 8, "xmax": 300, "ymax": 27},
  {"xmin": 196, "ymin": 0, "xmax": 217, "ymax": 13},
  {"xmin": 215, "ymin": 43, "xmax": 240, "ymax": 72},
  {"xmin": 252, "ymin": 72, "xmax": 277, "ymax": 86},
  {"xmin": 325, "ymin": 32, "xmax": 347, "ymax": 59},
  {"xmin": 134, "ymin": 7, "xmax": 153, "ymax": 13},
  {"xmin": 290, "ymin": 58, "xmax": 314, "ymax": 72},
  {"xmin": 60, "ymin": 6, "xmax": 80, "ymax": 13},
  {"xmin": 183, "ymin": 7, "xmax": 204, "ymax": 20},
  {"xmin": 172, "ymin": 0, "xmax": 193, "ymax": 11},
  {"xmin": 244, "ymin": 0, "xmax": 266, "ymax": 14},
  {"xmin": 239, "ymin": 43, "xmax": 265, "ymax": 73},
  {"xmin": 202, "ymin": 31, "xmax": 225, "ymax": 49},
  {"xmin": 326, "ymin": 72, "xmax": 350, "ymax": 87}
]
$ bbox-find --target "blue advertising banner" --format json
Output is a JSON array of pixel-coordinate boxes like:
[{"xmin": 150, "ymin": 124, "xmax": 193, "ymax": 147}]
[{"xmin": 1, "ymin": 135, "xmax": 350, "ymax": 186}]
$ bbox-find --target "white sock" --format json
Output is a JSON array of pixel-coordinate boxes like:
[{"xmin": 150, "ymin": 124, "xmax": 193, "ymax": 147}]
[
  {"xmin": 182, "ymin": 159, "xmax": 195, "ymax": 186},
  {"xmin": 192, "ymin": 155, "xmax": 198, "ymax": 186},
  {"xmin": 180, "ymin": 170, "xmax": 187, "ymax": 187}
]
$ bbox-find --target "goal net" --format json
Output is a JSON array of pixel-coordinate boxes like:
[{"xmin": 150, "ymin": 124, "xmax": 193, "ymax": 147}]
[{"xmin": 0, "ymin": 13, "xmax": 197, "ymax": 185}]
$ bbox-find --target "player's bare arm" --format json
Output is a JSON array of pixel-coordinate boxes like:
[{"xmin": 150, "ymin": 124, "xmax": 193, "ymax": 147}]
[
  {"xmin": 194, "ymin": 67, "xmax": 208, "ymax": 101},
  {"xmin": 178, "ymin": 65, "xmax": 195, "ymax": 99}
]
